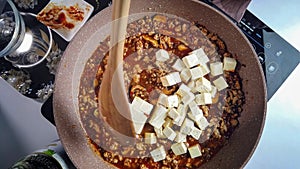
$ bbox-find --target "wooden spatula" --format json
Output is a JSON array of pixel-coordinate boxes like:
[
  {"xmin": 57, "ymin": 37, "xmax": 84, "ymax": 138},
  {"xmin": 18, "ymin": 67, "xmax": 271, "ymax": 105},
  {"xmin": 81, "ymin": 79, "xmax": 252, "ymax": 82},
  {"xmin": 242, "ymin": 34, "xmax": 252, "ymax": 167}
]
[{"xmin": 98, "ymin": 0, "xmax": 134, "ymax": 142}]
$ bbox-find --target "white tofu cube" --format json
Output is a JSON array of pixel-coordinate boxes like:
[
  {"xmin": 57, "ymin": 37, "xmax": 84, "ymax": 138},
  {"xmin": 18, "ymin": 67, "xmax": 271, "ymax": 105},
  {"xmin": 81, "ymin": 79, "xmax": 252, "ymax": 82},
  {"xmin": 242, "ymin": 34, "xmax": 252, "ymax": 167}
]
[
  {"xmin": 157, "ymin": 93, "xmax": 168, "ymax": 107},
  {"xmin": 180, "ymin": 68, "xmax": 192, "ymax": 83},
  {"xmin": 167, "ymin": 95, "xmax": 180, "ymax": 108},
  {"xmin": 160, "ymin": 72, "xmax": 181, "ymax": 87},
  {"xmin": 195, "ymin": 93, "xmax": 212, "ymax": 105},
  {"xmin": 190, "ymin": 126, "xmax": 202, "ymax": 140},
  {"xmin": 213, "ymin": 76, "xmax": 228, "ymax": 91},
  {"xmin": 150, "ymin": 146, "xmax": 166, "ymax": 162},
  {"xmin": 130, "ymin": 105, "xmax": 148, "ymax": 134},
  {"xmin": 171, "ymin": 72, "xmax": 182, "ymax": 84},
  {"xmin": 145, "ymin": 132, "xmax": 157, "ymax": 144},
  {"xmin": 188, "ymin": 100, "xmax": 198, "ymax": 109},
  {"xmin": 188, "ymin": 81, "xmax": 198, "ymax": 94},
  {"xmin": 175, "ymin": 132, "xmax": 187, "ymax": 143},
  {"xmin": 187, "ymin": 80, "xmax": 195, "ymax": 89},
  {"xmin": 168, "ymin": 108, "xmax": 180, "ymax": 121},
  {"xmin": 180, "ymin": 118, "xmax": 194, "ymax": 135},
  {"xmin": 171, "ymin": 142, "xmax": 188, "ymax": 155},
  {"xmin": 190, "ymin": 66, "xmax": 204, "ymax": 80},
  {"xmin": 176, "ymin": 83, "xmax": 191, "ymax": 98},
  {"xmin": 191, "ymin": 48, "xmax": 209, "ymax": 65},
  {"xmin": 173, "ymin": 116, "xmax": 185, "ymax": 126},
  {"xmin": 132, "ymin": 97, "xmax": 154, "ymax": 115},
  {"xmin": 163, "ymin": 126, "xmax": 177, "ymax": 141},
  {"xmin": 196, "ymin": 116, "xmax": 209, "ymax": 130},
  {"xmin": 150, "ymin": 119, "xmax": 165, "ymax": 130},
  {"xmin": 188, "ymin": 144, "xmax": 202, "ymax": 158},
  {"xmin": 182, "ymin": 91, "xmax": 195, "ymax": 105},
  {"xmin": 199, "ymin": 64, "xmax": 210, "ymax": 76},
  {"xmin": 195, "ymin": 77, "xmax": 212, "ymax": 93},
  {"xmin": 188, "ymin": 101, "xmax": 204, "ymax": 122},
  {"xmin": 156, "ymin": 49, "xmax": 170, "ymax": 62},
  {"xmin": 189, "ymin": 105, "xmax": 203, "ymax": 117},
  {"xmin": 210, "ymin": 62, "xmax": 223, "ymax": 76},
  {"xmin": 182, "ymin": 53, "xmax": 200, "ymax": 68},
  {"xmin": 149, "ymin": 105, "xmax": 168, "ymax": 128},
  {"xmin": 177, "ymin": 103, "xmax": 188, "ymax": 116},
  {"xmin": 132, "ymin": 122, "xmax": 146, "ymax": 135},
  {"xmin": 188, "ymin": 112, "xmax": 203, "ymax": 122},
  {"xmin": 223, "ymin": 57, "xmax": 237, "ymax": 71},
  {"xmin": 174, "ymin": 104, "xmax": 188, "ymax": 126},
  {"xmin": 154, "ymin": 127, "xmax": 166, "ymax": 138},
  {"xmin": 172, "ymin": 59, "xmax": 186, "ymax": 71}
]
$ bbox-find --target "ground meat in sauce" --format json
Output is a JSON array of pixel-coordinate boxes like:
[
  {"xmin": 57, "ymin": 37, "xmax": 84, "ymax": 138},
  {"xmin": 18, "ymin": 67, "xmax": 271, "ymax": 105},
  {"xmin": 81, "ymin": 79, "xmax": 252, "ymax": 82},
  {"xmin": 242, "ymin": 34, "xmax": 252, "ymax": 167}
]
[{"xmin": 78, "ymin": 15, "xmax": 245, "ymax": 169}]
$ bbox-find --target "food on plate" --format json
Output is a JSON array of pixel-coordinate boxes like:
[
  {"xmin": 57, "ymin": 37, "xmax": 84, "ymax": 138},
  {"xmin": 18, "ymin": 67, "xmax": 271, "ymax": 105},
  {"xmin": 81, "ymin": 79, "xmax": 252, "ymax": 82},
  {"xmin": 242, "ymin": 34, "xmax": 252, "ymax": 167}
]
[
  {"xmin": 36, "ymin": 2, "xmax": 87, "ymax": 30},
  {"xmin": 78, "ymin": 14, "xmax": 245, "ymax": 168}
]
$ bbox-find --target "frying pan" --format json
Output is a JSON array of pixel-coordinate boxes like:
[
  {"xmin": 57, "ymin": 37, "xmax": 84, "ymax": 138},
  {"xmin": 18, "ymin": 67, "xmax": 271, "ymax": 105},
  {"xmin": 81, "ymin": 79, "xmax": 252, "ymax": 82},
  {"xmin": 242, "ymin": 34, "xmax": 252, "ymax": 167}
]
[{"xmin": 53, "ymin": 0, "xmax": 267, "ymax": 168}]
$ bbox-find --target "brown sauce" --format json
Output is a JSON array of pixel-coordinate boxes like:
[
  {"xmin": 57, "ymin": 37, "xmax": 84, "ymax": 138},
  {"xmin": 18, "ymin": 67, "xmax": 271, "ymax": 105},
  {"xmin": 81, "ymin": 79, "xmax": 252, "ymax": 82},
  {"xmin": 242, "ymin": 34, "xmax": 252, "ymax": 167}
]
[{"xmin": 78, "ymin": 15, "xmax": 245, "ymax": 169}]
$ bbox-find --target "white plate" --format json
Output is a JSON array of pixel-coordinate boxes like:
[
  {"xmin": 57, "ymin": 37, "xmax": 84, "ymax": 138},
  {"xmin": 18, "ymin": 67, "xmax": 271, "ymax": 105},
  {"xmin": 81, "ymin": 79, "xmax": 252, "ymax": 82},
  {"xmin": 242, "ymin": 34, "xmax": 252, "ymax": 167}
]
[{"xmin": 37, "ymin": 0, "xmax": 94, "ymax": 42}]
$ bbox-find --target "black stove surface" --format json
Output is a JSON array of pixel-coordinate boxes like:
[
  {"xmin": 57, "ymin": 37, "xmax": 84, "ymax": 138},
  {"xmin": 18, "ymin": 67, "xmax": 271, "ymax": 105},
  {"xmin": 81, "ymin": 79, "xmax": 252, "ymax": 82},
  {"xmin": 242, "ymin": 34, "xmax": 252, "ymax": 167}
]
[{"xmin": 237, "ymin": 10, "xmax": 300, "ymax": 100}]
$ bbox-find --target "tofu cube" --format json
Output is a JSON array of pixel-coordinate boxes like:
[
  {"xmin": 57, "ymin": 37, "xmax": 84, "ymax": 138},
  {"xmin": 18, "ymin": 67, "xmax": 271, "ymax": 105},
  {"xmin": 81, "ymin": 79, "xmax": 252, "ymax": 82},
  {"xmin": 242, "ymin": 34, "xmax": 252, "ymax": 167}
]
[
  {"xmin": 160, "ymin": 72, "xmax": 181, "ymax": 87},
  {"xmin": 145, "ymin": 132, "xmax": 157, "ymax": 144},
  {"xmin": 156, "ymin": 49, "xmax": 170, "ymax": 62},
  {"xmin": 188, "ymin": 144, "xmax": 202, "ymax": 158},
  {"xmin": 132, "ymin": 97, "xmax": 154, "ymax": 115},
  {"xmin": 188, "ymin": 101, "xmax": 204, "ymax": 122},
  {"xmin": 149, "ymin": 105, "xmax": 168, "ymax": 128},
  {"xmin": 188, "ymin": 112, "xmax": 203, "ymax": 122},
  {"xmin": 154, "ymin": 127, "xmax": 166, "ymax": 138},
  {"xmin": 190, "ymin": 66, "xmax": 204, "ymax": 80},
  {"xmin": 167, "ymin": 95, "xmax": 180, "ymax": 108},
  {"xmin": 180, "ymin": 68, "xmax": 192, "ymax": 83},
  {"xmin": 213, "ymin": 76, "xmax": 228, "ymax": 91},
  {"xmin": 150, "ymin": 146, "xmax": 166, "ymax": 162},
  {"xmin": 195, "ymin": 77, "xmax": 212, "ymax": 93},
  {"xmin": 190, "ymin": 126, "xmax": 202, "ymax": 140},
  {"xmin": 188, "ymin": 81, "xmax": 198, "ymax": 93},
  {"xmin": 175, "ymin": 132, "xmax": 187, "ymax": 143},
  {"xmin": 223, "ymin": 57, "xmax": 237, "ymax": 71},
  {"xmin": 182, "ymin": 91, "xmax": 195, "ymax": 105},
  {"xmin": 210, "ymin": 62, "xmax": 223, "ymax": 76},
  {"xmin": 168, "ymin": 108, "xmax": 181, "ymax": 121},
  {"xmin": 188, "ymin": 100, "xmax": 198, "ymax": 109},
  {"xmin": 177, "ymin": 103, "xmax": 188, "ymax": 116},
  {"xmin": 196, "ymin": 116, "xmax": 209, "ymax": 130},
  {"xmin": 191, "ymin": 48, "xmax": 209, "ymax": 65},
  {"xmin": 130, "ymin": 105, "xmax": 148, "ymax": 134},
  {"xmin": 172, "ymin": 59, "xmax": 186, "ymax": 71},
  {"xmin": 189, "ymin": 106, "xmax": 203, "ymax": 118},
  {"xmin": 199, "ymin": 64, "xmax": 210, "ymax": 76},
  {"xmin": 195, "ymin": 93, "xmax": 212, "ymax": 105},
  {"xmin": 171, "ymin": 142, "xmax": 188, "ymax": 155},
  {"xmin": 174, "ymin": 104, "xmax": 188, "ymax": 126},
  {"xmin": 157, "ymin": 93, "xmax": 168, "ymax": 107},
  {"xmin": 176, "ymin": 83, "xmax": 191, "ymax": 98},
  {"xmin": 182, "ymin": 53, "xmax": 200, "ymax": 68},
  {"xmin": 163, "ymin": 126, "xmax": 177, "ymax": 141},
  {"xmin": 180, "ymin": 118, "xmax": 194, "ymax": 135},
  {"xmin": 132, "ymin": 122, "xmax": 146, "ymax": 135}
]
